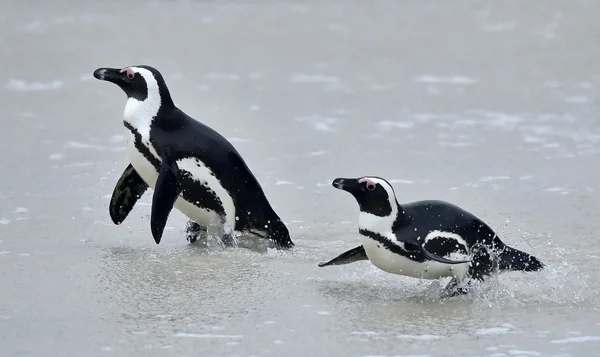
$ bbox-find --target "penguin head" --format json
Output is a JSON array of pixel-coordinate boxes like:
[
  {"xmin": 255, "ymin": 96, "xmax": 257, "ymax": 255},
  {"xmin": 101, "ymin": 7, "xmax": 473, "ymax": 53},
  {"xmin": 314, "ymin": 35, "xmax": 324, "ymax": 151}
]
[
  {"xmin": 93, "ymin": 65, "xmax": 173, "ymax": 107},
  {"xmin": 332, "ymin": 176, "xmax": 397, "ymax": 217}
]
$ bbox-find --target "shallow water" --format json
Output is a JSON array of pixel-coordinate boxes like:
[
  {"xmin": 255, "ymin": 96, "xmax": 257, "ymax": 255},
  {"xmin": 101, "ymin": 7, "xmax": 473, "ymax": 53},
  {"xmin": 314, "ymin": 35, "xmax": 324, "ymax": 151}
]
[{"xmin": 1, "ymin": 0, "xmax": 600, "ymax": 356}]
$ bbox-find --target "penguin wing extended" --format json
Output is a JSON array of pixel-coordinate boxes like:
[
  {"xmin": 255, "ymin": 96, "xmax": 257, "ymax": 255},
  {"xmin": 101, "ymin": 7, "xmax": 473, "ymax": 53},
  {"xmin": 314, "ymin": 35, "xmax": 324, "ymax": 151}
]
[
  {"xmin": 109, "ymin": 164, "xmax": 149, "ymax": 225},
  {"xmin": 150, "ymin": 148, "xmax": 183, "ymax": 244},
  {"xmin": 318, "ymin": 245, "xmax": 368, "ymax": 267},
  {"xmin": 392, "ymin": 229, "xmax": 471, "ymax": 265}
]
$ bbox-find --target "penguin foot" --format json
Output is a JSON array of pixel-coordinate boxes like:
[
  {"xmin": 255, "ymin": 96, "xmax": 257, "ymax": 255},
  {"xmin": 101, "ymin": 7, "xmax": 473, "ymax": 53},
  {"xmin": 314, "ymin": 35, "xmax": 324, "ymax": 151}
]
[
  {"xmin": 219, "ymin": 233, "xmax": 237, "ymax": 248},
  {"xmin": 273, "ymin": 238, "xmax": 295, "ymax": 250},
  {"xmin": 184, "ymin": 221, "xmax": 208, "ymax": 243},
  {"xmin": 441, "ymin": 277, "xmax": 475, "ymax": 298}
]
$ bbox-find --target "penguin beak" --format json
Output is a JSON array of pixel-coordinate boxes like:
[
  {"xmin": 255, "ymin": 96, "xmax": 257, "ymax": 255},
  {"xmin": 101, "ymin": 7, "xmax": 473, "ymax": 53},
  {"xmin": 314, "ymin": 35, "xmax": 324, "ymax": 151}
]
[
  {"xmin": 93, "ymin": 67, "xmax": 123, "ymax": 83},
  {"xmin": 332, "ymin": 178, "xmax": 361, "ymax": 193}
]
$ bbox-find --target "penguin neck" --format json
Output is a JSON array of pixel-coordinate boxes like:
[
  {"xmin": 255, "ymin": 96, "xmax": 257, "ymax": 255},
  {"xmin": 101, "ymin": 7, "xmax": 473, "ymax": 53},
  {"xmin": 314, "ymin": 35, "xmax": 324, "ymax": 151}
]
[
  {"xmin": 358, "ymin": 200, "xmax": 402, "ymax": 235},
  {"xmin": 123, "ymin": 88, "xmax": 175, "ymax": 130}
]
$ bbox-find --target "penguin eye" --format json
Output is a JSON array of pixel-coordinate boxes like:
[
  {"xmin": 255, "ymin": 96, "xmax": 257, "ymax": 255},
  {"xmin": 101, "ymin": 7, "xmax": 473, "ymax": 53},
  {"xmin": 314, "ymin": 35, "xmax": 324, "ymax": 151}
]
[
  {"xmin": 121, "ymin": 67, "xmax": 135, "ymax": 80},
  {"xmin": 366, "ymin": 183, "xmax": 376, "ymax": 191}
]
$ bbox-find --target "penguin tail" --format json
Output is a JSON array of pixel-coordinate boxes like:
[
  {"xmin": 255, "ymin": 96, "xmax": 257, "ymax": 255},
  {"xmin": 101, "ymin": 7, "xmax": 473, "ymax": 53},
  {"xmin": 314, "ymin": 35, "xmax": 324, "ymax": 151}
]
[{"xmin": 498, "ymin": 245, "xmax": 544, "ymax": 272}]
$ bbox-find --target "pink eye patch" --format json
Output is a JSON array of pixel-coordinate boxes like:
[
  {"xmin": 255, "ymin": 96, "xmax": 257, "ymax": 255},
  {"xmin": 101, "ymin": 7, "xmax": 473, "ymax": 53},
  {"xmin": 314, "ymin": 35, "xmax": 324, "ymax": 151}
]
[
  {"xmin": 358, "ymin": 178, "xmax": 376, "ymax": 188},
  {"xmin": 120, "ymin": 67, "xmax": 135, "ymax": 79}
]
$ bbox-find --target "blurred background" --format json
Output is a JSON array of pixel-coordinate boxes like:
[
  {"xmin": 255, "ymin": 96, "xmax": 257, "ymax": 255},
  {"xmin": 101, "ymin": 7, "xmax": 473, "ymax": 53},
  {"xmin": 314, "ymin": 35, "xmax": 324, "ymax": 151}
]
[{"xmin": 1, "ymin": 1, "xmax": 599, "ymax": 356}]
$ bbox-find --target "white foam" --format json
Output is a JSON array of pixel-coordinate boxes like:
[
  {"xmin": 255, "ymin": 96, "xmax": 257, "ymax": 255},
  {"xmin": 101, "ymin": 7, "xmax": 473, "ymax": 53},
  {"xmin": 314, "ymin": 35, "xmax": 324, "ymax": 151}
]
[
  {"xmin": 309, "ymin": 151, "xmax": 326, "ymax": 156},
  {"xmin": 294, "ymin": 115, "xmax": 338, "ymax": 132},
  {"xmin": 174, "ymin": 333, "xmax": 243, "ymax": 339},
  {"xmin": 64, "ymin": 141, "xmax": 112, "ymax": 151},
  {"xmin": 314, "ymin": 122, "xmax": 333, "ymax": 132},
  {"xmin": 100, "ymin": 346, "xmax": 112, "ymax": 351},
  {"xmin": 291, "ymin": 73, "xmax": 340, "ymax": 83},
  {"xmin": 508, "ymin": 350, "xmax": 541, "ymax": 356},
  {"xmin": 275, "ymin": 181, "xmax": 293, "ymax": 186},
  {"xmin": 62, "ymin": 162, "xmax": 96, "ymax": 168},
  {"xmin": 350, "ymin": 331, "xmax": 381, "ymax": 336},
  {"xmin": 523, "ymin": 136, "xmax": 545, "ymax": 143},
  {"xmin": 6, "ymin": 79, "xmax": 63, "ymax": 91},
  {"xmin": 317, "ymin": 311, "xmax": 331, "ymax": 315},
  {"xmin": 551, "ymin": 336, "xmax": 600, "ymax": 344},
  {"xmin": 475, "ymin": 327, "xmax": 511, "ymax": 335},
  {"xmin": 205, "ymin": 72, "xmax": 240, "ymax": 81},
  {"xmin": 396, "ymin": 334, "xmax": 444, "ymax": 341},
  {"xmin": 480, "ymin": 176, "xmax": 510, "ymax": 182},
  {"xmin": 0, "ymin": 219, "xmax": 10, "ymax": 225},
  {"xmin": 273, "ymin": 340, "xmax": 284, "ymax": 344},
  {"xmin": 249, "ymin": 105, "xmax": 261, "ymax": 111},
  {"xmin": 546, "ymin": 187, "xmax": 568, "ymax": 193},
  {"xmin": 0, "ymin": 251, "xmax": 10, "ymax": 255},
  {"xmin": 378, "ymin": 121, "xmax": 415, "ymax": 129},
  {"xmin": 414, "ymin": 75, "xmax": 478, "ymax": 85},
  {"xmin": 49, "ymin": 153, "xmax": 64, "ymax": 160},
  {"xmin": 14, "ymin": 207, "xmax": 28, "ymax": 213},
  {"xmin": 388, "ymin": 179, "xmax": 414, "ymax": 184}
]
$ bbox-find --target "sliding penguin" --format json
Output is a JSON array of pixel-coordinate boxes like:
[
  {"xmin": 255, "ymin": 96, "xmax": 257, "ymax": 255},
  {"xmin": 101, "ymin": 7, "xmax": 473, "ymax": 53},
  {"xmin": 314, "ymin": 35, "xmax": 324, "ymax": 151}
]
[
  {"xmin": 319, "ymin": 176, "xmax": 544, "ymax": 296},
  {"xmin": 93, "ymin": 65, "xmax": 293, "ymax": 249}
]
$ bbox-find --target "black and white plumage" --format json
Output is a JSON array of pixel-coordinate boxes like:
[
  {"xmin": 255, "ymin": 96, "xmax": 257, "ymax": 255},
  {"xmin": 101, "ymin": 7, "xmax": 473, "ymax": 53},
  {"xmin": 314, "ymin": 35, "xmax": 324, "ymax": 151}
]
[
  {"xmin": 93, "ymin": 65, "xmax": 293, "ymax": 249},
  {"xmin": 318, "ymin": 176, "xmax": 544, "ymax": 296}
]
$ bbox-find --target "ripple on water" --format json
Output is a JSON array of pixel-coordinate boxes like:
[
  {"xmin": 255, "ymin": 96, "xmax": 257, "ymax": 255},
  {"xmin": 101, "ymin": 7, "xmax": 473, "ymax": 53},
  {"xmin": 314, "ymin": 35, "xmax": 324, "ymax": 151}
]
[{"xmin": 550, "ymin": 336, "xmax": 600, "ymax": 344}]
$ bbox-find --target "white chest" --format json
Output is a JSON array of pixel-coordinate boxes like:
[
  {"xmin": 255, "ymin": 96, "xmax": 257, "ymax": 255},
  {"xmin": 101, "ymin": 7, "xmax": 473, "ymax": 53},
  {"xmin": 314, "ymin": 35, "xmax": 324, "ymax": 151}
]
[
  {"xmin": 126, "ymin": 129, "xmax": 159, "ymax": 188},
  {"xmin": 359, "ymin": 233, "xmax": 470, "ymax": 280}
]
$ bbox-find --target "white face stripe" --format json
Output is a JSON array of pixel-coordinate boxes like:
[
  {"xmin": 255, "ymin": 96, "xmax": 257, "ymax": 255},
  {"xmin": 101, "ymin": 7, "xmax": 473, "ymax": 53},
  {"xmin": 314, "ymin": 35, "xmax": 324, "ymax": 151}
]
[{"xmin": 123, "ymin": 66, "xmax": 161, "ymax": 128}]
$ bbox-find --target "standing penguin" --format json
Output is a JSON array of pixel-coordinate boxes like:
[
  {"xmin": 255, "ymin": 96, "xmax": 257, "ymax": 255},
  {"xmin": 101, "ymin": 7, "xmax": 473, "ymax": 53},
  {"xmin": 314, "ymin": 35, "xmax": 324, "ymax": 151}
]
[
  {"xmin": 318, "ymin": 176, "xmax": 544, "ymax": 296},
  {"xmin": 93, "ymin": 65, "xmax": 293, "ymax": 249}
]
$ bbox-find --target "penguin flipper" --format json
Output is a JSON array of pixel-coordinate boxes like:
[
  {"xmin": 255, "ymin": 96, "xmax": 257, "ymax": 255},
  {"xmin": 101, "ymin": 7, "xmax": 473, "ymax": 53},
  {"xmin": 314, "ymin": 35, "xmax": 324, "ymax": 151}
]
[
  {"xmin": 109, "ymin": 164, "xmax": 149, "ymax": 225},
  {"xmin": 151, "ymin": 149, "xmax": 182, "ymax": 244},
  {"xmin": 419, "ymin": 246, "xmax": 470, "ymax": 265},
  {"xmin": 318, "ymin": 245, "xmax": 368, "ymax": 267}
]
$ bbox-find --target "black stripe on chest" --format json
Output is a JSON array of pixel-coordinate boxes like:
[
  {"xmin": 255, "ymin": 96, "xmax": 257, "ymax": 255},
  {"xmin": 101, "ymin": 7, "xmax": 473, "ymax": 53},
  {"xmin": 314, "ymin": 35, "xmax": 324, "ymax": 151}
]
[
  {"xmin": 359, "ymin": 229, "xmax": 428, "ymax": 263},
  {"xmin": 124, "ymin": 122, "xmax": 227, "ymax": 218},
  {"xmin": 124, "ymin": 121, "xmax": 160, "ymax": 171},
  {"xmin": 178, "ymin": 159, "xmax": 226, "ymax": 217}
]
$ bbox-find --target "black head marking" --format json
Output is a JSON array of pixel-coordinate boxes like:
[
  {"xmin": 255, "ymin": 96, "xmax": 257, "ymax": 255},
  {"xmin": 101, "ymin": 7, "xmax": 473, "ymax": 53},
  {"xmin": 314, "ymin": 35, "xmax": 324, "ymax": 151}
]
[
  {"xmin": 93, "ymin": 65, "xmax": 174, "ymax": 107},
  {"xmin": 332, "ymin": 176, "xmax": 396, "ymax": 217}
]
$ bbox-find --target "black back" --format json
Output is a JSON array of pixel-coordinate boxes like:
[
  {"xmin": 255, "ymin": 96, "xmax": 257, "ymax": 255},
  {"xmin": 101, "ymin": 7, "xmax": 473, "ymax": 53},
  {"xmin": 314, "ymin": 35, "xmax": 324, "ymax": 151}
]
[
  {"xmin": 146, "ymin": 106, "xmax": 281, "ymax": 232},
  {"xmin": 391, "ymin": 199, "xmax": 505, "ymax": 262}
]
